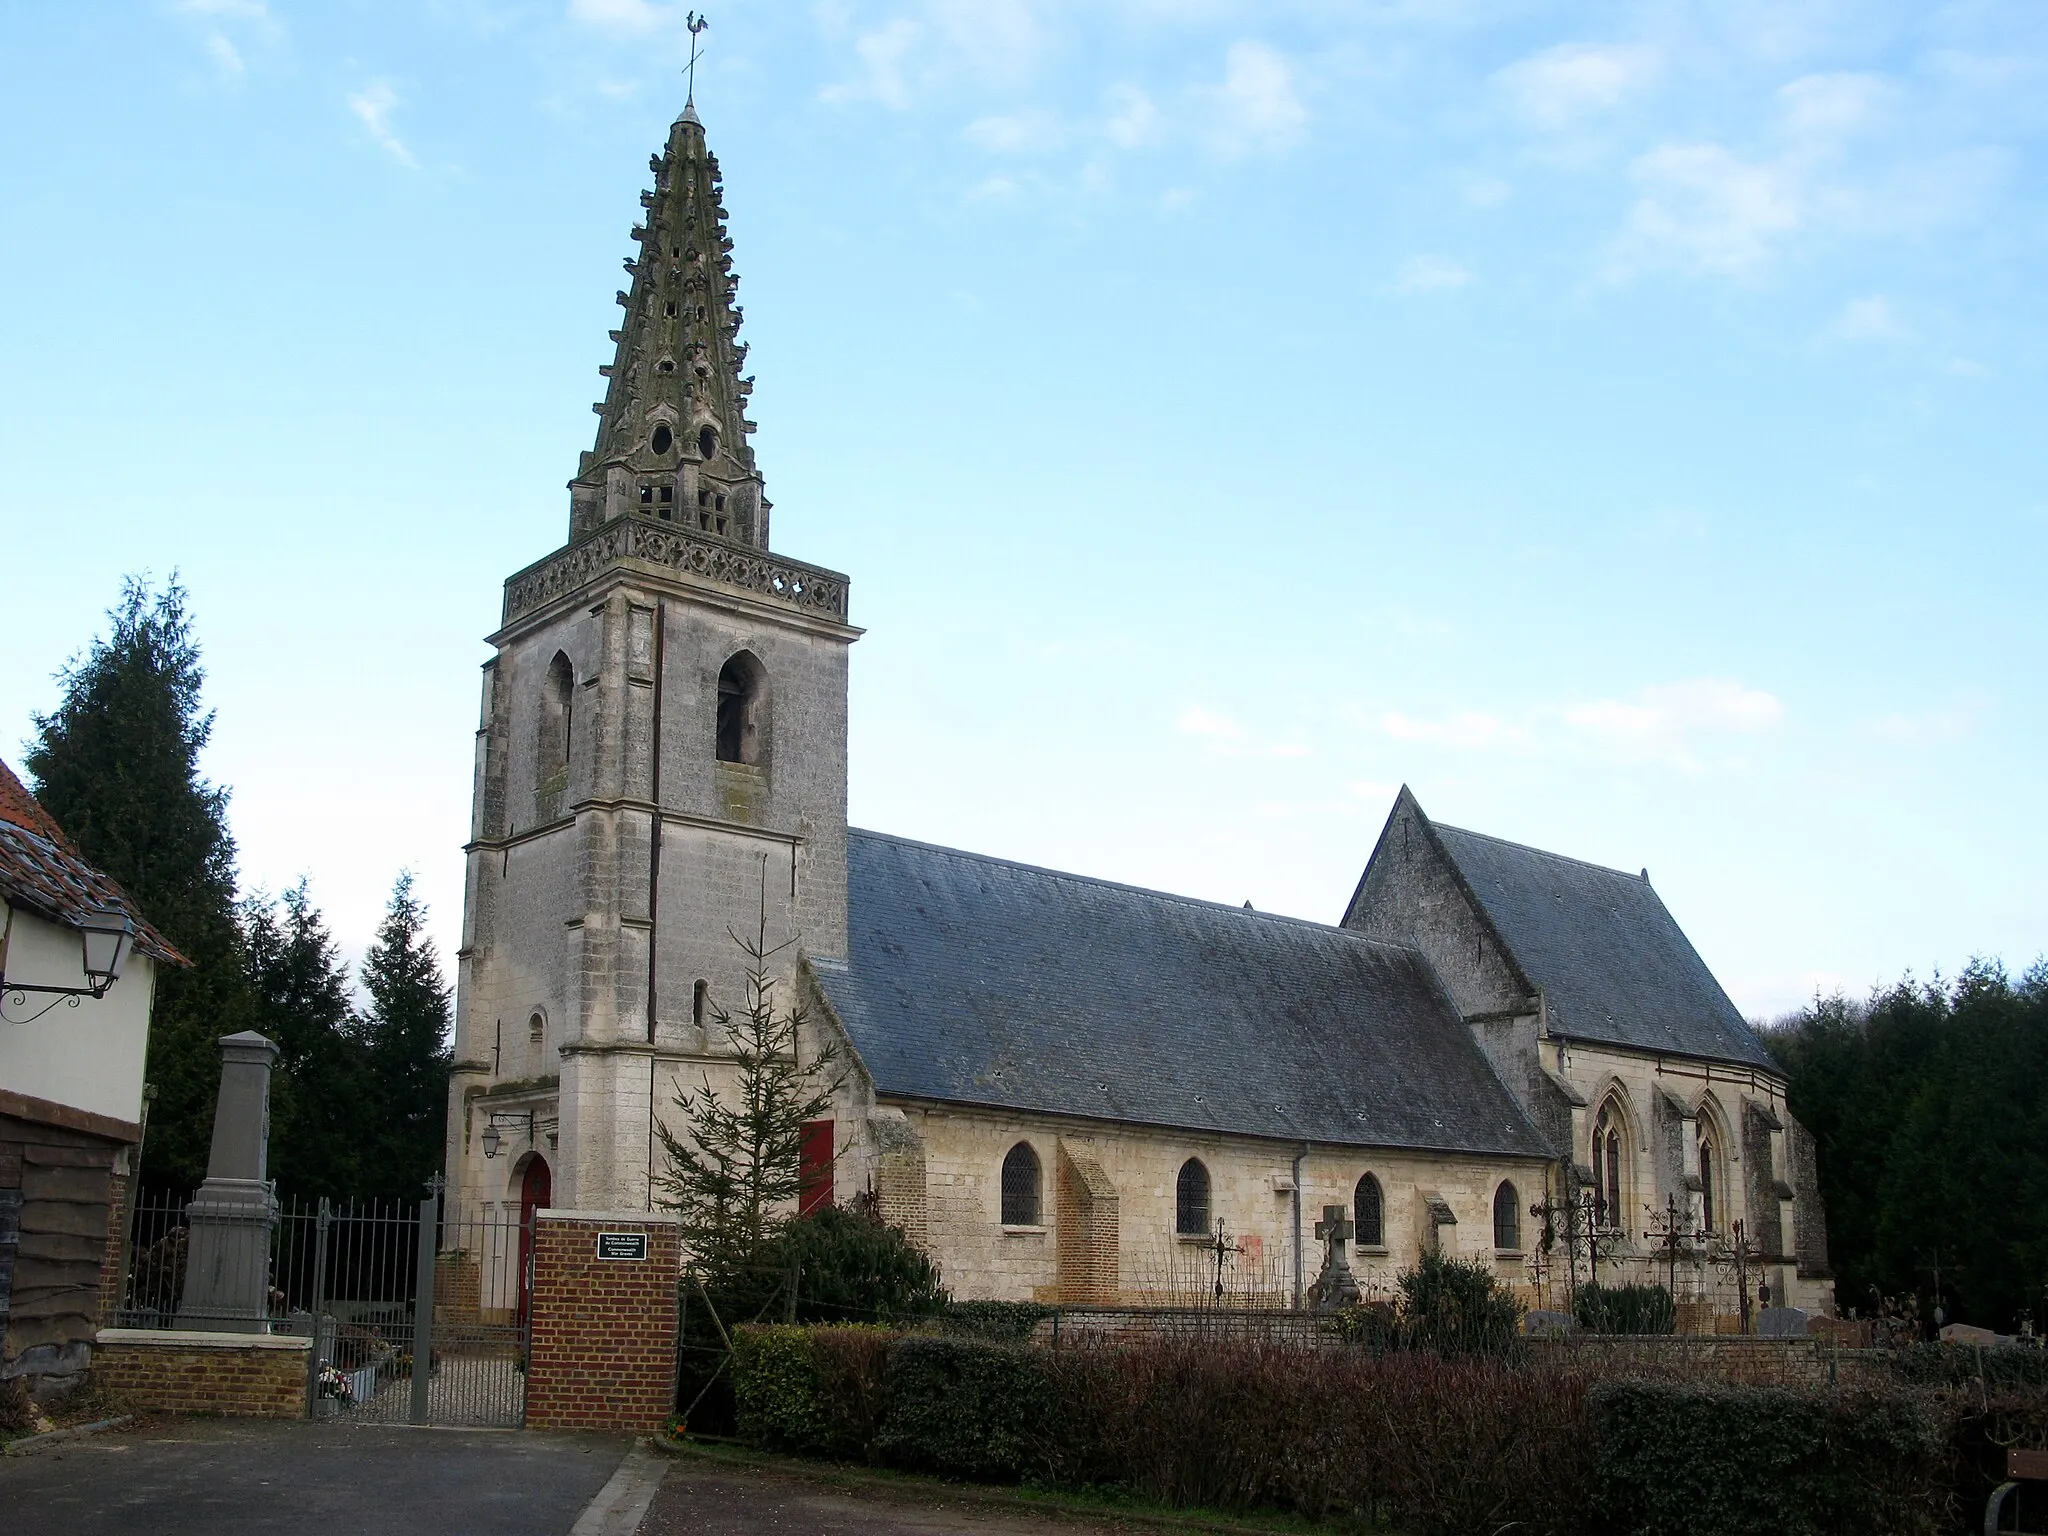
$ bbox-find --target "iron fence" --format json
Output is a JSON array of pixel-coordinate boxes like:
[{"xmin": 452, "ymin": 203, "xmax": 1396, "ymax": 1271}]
[{"xmin": 117, "ymin": 1188, "xmax": 532, "ymax": 1428}]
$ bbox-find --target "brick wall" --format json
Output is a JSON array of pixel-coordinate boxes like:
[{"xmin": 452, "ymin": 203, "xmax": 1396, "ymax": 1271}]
[
  {"xmin": 435, "ymin": 1249, "xmax": 481, "ymax": 1323},
  {"xmin": 96, "ymin": 1170, "xmax": 128, "ymax": 1328},
  {"xmin": 524, "ymin": 1210, "xmax": 679, "ymax": 1432},
  {"xmin": 1055, "ymin": 1141, "xmax": 1119, "ymax": 1304},
  {"xmin": 92, "ymin": 1329, "xmax": 309, "ymax": 1417}
]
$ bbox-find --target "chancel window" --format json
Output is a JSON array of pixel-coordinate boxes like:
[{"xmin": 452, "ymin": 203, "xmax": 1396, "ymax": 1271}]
[
  {"xmin": 1175, "ymin": 1158, "xmax": 1210, "ymax": 1236},
  {"xmin": 1493, "ymin": 1181, "xmax": 1520, "ymax": 1251},
  {"xmin": 1699, "ymin": 1134, "xmax": 1717, "ymax": 1233},
  {"xmin": 1353, "ymin": 1173, "xmax": 1383, "ymax": 1247},
  {"xmin": 715, "ymin": 652, "xmax": 764, "ymax": 766},
  {"xmin": 1000, "ymin": 1142, "xmax": 1041, "ymax": 1226},
  {"xmin": 1593, "ymin": 1105, "xmax": 1624, "ymax": 1229}
]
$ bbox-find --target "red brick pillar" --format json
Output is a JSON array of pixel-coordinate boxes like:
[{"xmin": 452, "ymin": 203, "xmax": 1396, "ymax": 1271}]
[{"xmin": 524, "ymin": 1210, "xmax": 680, "ymax": 1432}]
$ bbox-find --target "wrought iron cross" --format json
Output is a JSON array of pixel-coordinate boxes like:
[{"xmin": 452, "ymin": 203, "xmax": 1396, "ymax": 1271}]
[{"xmin": 684, "ymin": 12, "xmax": 709, "ymax": 107}]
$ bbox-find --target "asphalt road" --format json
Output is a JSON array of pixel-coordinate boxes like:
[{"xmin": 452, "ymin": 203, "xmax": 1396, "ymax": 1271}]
[
  {"xmin": 0, "ymin": 1419, "xmax": 630, "ymax": 1536},
  {"xmin": 641, "ymin": 1460, "xmax": 1145, "ymax": 1535}
]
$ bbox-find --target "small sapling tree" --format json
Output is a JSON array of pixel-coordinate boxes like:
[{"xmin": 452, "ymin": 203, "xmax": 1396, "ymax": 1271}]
[{"xmin": 655, "ymin": 876, "xmax": 838, "ymax": 1285}]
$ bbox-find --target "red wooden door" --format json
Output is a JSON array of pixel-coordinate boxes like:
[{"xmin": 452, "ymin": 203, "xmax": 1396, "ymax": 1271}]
[
  {"xmin": 798, "ymin": 1121, "xmax": 834, "ymax": 1216},
  {"xmin": 517, "ymin": 1156, "xmax": 551, "ymax": 1324}
]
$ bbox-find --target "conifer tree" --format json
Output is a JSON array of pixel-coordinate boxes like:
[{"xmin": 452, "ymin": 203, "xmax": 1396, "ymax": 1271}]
[
  {"xmin": 244, "ymin": 880, "xmax": 361, "ymax": 1198},
  {"xmin": 656, "ymin": 889, "xmax": 838, "ymax": 1280},
  {"xmin": 26, "ymin": 576, "xmax": 251, "ymax": 1189},
  {"xmin": 354, "ymin": 872, "xmax": 453, "ymax": 1202}
]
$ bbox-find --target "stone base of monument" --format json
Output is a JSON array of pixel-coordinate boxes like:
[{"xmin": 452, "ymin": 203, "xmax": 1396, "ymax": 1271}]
[{"xmin": 175, "ymin": 1176, "xmax": 280, "ymax": 1333}]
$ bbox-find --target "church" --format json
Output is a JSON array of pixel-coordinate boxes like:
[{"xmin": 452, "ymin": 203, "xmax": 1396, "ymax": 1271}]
[{"xmin": 442, "ymin": 99, "xmax": 1833, "ymax": 1320}]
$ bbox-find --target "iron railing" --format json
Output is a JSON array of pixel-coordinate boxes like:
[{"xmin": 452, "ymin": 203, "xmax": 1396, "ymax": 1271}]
[{"xmin": 116, "ymin": 1188, "xmax": 533, "ymax": 1428}]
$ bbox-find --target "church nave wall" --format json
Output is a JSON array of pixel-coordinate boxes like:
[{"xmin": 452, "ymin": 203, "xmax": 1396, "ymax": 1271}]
[{"xmin": 884, "ymin": 1102, "xmax": 1550, "ymax": 1307}]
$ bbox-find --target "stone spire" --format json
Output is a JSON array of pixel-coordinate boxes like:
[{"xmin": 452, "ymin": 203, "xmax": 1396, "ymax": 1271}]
[{"xmin": 569, "ymin": 105, "xmax": 767, "ymax": 549}]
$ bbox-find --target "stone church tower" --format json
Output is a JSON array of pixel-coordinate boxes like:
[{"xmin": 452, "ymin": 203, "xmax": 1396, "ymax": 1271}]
[{"xmin": 445, "ymin": 103, "xmax": 859, "ymax": 1216}]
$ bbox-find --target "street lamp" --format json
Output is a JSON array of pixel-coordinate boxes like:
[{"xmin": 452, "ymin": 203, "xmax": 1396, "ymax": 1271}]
[
  {"xmin": 3, "ymin": 902, "xmax": 137, "ymax": 1020},
  {"xmin": 480, "ymin": 1110, "xmax": 535, "ymax": 1159},
  {"xmin": 77, "ymin": 905, "xmax": 135, "ymax": 998}
]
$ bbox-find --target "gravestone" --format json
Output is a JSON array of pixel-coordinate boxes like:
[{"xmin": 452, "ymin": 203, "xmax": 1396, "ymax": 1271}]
[
  {"xmin": 1309, "ymin": 1204, "xmax": 1362, "ymax": 1311},
  {"xmin": 177, "ymin": 1031, "xmax": 280, "ymax": 1332},
  {"xmin": 1523, "ymin": 1308, "xmax": 1575, "ymax": 1337},
  {"xmin": 1758, "ymin": 1306, "xmax": 1810, "ymax": 1338}
]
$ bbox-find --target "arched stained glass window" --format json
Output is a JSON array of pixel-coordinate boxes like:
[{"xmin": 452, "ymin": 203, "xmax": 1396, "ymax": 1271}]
[
  {"xmin": 1593, "ymin": 1103, "xmax": 1624, "ymax": 1228},
  {"xmin": 1175, "ymin": 1158, "xmax": 1210, "ymax": 1236},
  {"xmin": 1353, "ymin": 1173, "xmax": 1383, "ymax": 1247},
  {"xmin": 1001, "ymin": 1142, "xmax": 1041, "ymax": 1226},
  {"xmin": 1493, "ymin": 1181, "xmax": 1520, "ymax": 1250}
]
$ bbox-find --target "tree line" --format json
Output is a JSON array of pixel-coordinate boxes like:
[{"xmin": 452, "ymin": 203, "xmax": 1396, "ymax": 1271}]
[
  {"xmin": 23, "ymin": 576, "xmax": 450, "ymax": 1201},
  {"xmin": 1764, "ymin": 960, "xmax": 2048, "ymax": 1335}
]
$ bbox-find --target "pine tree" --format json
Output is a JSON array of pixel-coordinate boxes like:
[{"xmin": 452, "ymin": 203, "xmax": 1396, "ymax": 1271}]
[
  {"xmin": 655, "ymin": 890, "xmax": 838, "ymax": 1281},
  {"xmin": 244, "ymin": 880, "xmax": 362, "ymax": 1199},
  {"xmin": 355, "ymin": 872, "xmax": 453, "ymax": 1202},
  {"xmin": 26, "ymin": 576, "xmax": 251, "ymax": 1189}
]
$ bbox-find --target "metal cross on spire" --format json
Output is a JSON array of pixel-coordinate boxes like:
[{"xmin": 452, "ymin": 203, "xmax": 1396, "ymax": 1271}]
[{"xmin": 684, "ymin": 11, "xmax": 709, "ymax": 108}]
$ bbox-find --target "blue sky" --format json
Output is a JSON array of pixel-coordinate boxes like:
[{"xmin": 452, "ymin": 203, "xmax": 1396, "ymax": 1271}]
[{"xmin": 2, "ymin": 0, "xmax": 2042, "ymax": 1016}]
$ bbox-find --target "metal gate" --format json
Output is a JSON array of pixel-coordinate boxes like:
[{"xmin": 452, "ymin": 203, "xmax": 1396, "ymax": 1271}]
[{"xmin": 120, "ymin": 1178, "xmax": 532, "ymax": 1428}]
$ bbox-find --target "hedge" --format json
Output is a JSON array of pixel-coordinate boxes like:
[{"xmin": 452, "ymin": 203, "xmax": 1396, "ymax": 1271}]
[
  {"xmin": 730, "ymin": 1324, "xmax": 897, "ymax": 1459},
  {"xmin": 1590, "ymin": 1380, "xmax": 1950, "ymax": 1536},
  {"xmin": 872, "ymin": 1334, "xmax": 1065, "ymax": 1481},
  {"xmin": 723, "ymin": 1326, "xmax": 2037, "ymax": 1535},
  {"xmin": 1574, "ymin": 1282, "xmax": 1676, "ymax": 1335}
]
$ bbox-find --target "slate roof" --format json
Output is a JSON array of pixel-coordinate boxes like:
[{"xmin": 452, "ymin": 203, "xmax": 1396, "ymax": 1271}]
[
  {"xmin": 1427, "ymin": 820, "xmax": 1774, "ymax": 1070},
  {"xmin": 0, "ymin": 759, "xmax": 183, "ymax": 965},
  {"xmin": 811, "ymin": 830, "xmax": 1551, "ymax": 1159}
]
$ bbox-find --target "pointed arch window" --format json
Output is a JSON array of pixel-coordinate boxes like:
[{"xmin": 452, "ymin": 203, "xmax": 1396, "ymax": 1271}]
[
  {"xmin": 1698, "ymin": 1132, "xmax": 1717, "ymax": 1233},
  {"xmin": 1001, "ymin": 1142, "xmax": 1041, "ymax": 1226},
  {"xmin": 1175, "ymin": 1158, "xmax": 1211, "ymax": 1236},
  {"xmin": 1592, "ymin": 1103, "xmax": 1624, "ymax": 1230},
  {"xmin": 1493, "ymin": 1181, "xmax": 1520, "ymax": 1251},
  {"xmin": 1353, "ymin": 1173, "xmax": 1384, "ymax": 1248},
  {"xmin": 715, "ymin": 651, "xmax": 765, "ymax": 766},
  {"xmin": 536, "ymin": 652, "xmax": 573, "ymax": 820}
]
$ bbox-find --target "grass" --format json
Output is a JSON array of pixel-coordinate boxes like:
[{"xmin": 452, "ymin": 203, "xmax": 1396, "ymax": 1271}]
[{"xmin": 651, "ymin": 1430, "xmax": 1394, "ymax": 1534}]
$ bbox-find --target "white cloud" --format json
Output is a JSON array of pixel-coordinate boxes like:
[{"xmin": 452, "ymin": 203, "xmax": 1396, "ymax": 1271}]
[
  {"xmin": 1621, "ymin": 142, "xmax": 1804, "ymax": 276},
  {"xmin": 171, "ymin": 0, "xmax": 274, "ymax": 79},
  {"xmin": 820, "ymin": 0, "xmax": 1048, "ymax": 109},
  {"xmin": 1390, "ymin": 255, "xmax": 1472, "ymax": 293},
  {"xmin": 1105, "ymin": 84, "xmax": 1159, "ymax": 150},
  {"xmin": 966, "ymin": 110, "xmax": 1062, "ymax": 153},
  {"xmin": 822, "ymin": 17, "xmax": 920, "ymax": 109},
  {"xmin": 1372, "ymin": 680, "xmax": 1781, "ymax": 769},
  {"xmin": 1205, "ymin": 40, "xmax": 1305, "ymax": 155},
  {"xmin": 1562, "ymin": 679, "xmax": 1784, "ymax": 769},
  {"xmin": 1378, "ymin": 709, "xmax": 1528, "ymax": 750},
  {"xmin": 205, "ymin": 33, "xmax": 244, "ymax": 75},
  {"xmin": 1496, "ymin": 42, "xmax": 1660, "ymax": 128},
  {"xmin": 1777, "ymin": 72, "xmax": 1891, "ymax": 142},
  {"xmin": 1178, "ymin": 706, "xmax": 1245, "ymax": 743},
  {"xmin": 1613, "ymin": 71, "xmax": 1905, "ymax": 279},
  {"xmin": 349, "ymin": 82, "xmax": 419, "ymax": 169},
  {"xmin": 1176, "ymin": 706, "xmax": 1309, "ymax": 759},
  {"xmin": 565, "ymin": 0, "xmax": 701, "ymax": 35},
  {"xmin": 1829, "ymin": 294, "xmax": 1909, "ymax": 342}
]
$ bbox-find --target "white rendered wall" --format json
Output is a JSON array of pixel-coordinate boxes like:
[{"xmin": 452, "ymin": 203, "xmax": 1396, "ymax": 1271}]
[{"xmin": 0, "ymin": 905, "xmax": 152, "ymax": 1125}]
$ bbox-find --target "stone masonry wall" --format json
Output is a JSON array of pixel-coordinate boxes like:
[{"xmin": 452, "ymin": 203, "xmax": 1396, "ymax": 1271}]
[
  {"xmin": 525, "ymin": 1210, "xmax": 679, "ymax": 1432},
  {"xmin": 902, "ymin": 1103, "xmax": 1550, "ymax": 1306},
  {"xmin": 92, "ymin": 1329, "xmax": 308, "ymax": 1418}
]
